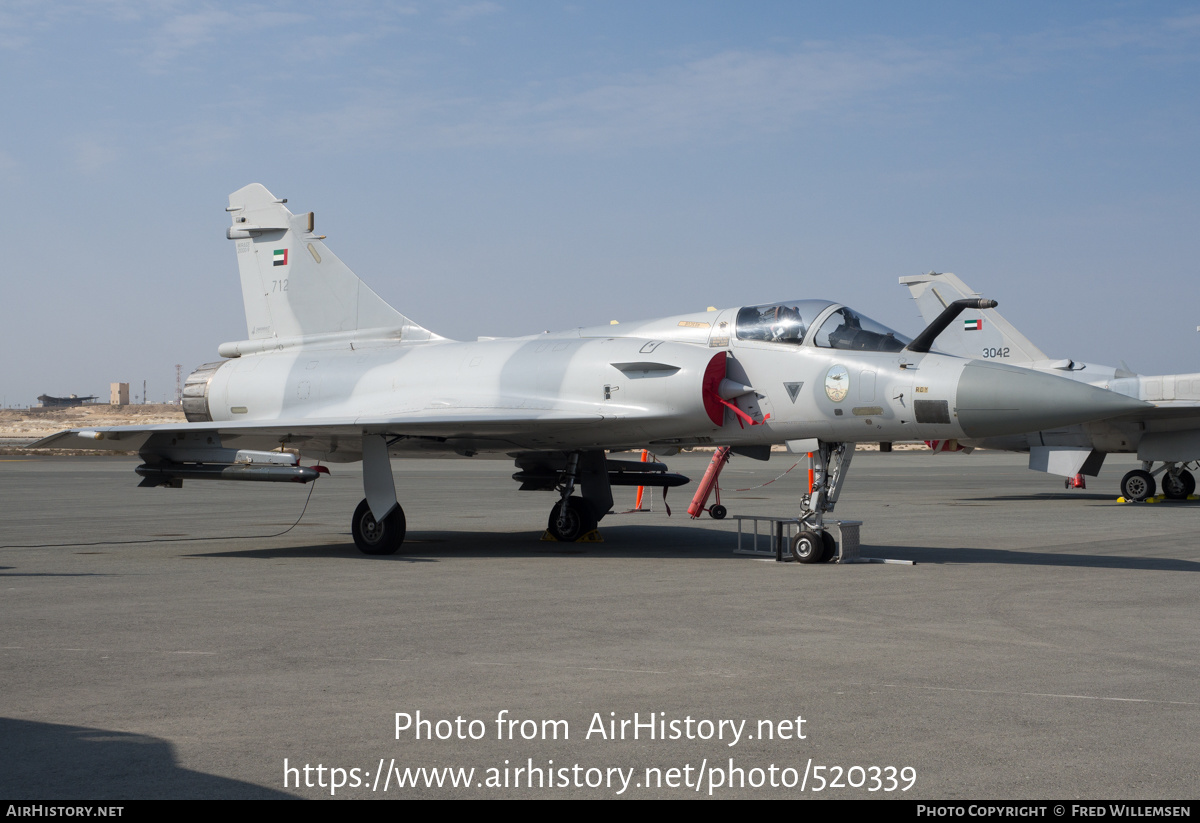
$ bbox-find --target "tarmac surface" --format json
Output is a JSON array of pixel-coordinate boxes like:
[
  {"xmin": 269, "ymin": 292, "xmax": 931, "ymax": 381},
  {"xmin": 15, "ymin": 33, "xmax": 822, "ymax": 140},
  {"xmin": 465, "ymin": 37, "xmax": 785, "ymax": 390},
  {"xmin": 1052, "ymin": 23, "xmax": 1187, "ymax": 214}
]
[{"xmin": 1, "ymin": 450, "xmax": 1197, "ymax": 799}]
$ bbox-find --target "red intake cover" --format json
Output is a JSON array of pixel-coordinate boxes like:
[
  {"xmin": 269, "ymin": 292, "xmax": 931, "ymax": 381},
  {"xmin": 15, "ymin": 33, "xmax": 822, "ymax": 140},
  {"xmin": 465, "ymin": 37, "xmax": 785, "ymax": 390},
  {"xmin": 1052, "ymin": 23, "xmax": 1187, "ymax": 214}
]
[{"xmin": 702, "ymin": 352, "xmax": 728, "ymax": 426}]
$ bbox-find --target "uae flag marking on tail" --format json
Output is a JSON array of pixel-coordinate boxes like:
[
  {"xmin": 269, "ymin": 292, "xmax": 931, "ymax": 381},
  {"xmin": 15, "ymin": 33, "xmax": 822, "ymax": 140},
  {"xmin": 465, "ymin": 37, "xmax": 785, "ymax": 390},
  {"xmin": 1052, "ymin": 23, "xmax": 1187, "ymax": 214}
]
[
  {"xmin": 963, "ymin": 318, "xmax": 983, "ymax": 331},
  {"xmin": 273, "ymin": 249, "xmax": 289, "ymax": 267}
]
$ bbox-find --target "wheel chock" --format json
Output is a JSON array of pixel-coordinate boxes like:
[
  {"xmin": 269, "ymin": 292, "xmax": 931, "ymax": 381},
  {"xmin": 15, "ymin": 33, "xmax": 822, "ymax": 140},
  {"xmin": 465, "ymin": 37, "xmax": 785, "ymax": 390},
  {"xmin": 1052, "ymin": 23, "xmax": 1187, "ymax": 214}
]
[
  {"xmin": 1190, "ymin": 495, "xmax": 1200, "ymax": 501},
  {"xmin": 1147, "ymin": 496, "xmax": 1164, "ymax": 504},
  {"xmin": 540, "ymin": 529, "xmax": 604, "ymax": 543}
]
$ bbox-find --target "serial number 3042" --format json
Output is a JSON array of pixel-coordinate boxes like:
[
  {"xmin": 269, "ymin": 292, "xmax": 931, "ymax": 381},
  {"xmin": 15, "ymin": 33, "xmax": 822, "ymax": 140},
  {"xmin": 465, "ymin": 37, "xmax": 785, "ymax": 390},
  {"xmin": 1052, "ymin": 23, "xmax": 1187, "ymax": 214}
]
[
  {"xmin": 981, "ymin": 347, "xmax": 1010, "ymax": 358},
  {"xmin": 810, "ymin": 765, "xmax": 916, "ymax": 792}
]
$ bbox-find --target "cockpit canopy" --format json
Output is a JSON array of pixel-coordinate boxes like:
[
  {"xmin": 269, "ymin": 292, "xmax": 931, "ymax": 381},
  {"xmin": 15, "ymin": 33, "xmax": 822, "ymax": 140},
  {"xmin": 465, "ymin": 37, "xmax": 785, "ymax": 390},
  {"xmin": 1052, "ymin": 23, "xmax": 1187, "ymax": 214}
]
[
  {"xmin": 813, "ymin": 306, "xmax": 911, "ymax": 352},
  {"xmin": 736, "ymin": 301, "xmax": 911, "ymax": 353},
  {"xmin": 735, "ymin": 300, "xmax": 831, "ymax": 345}
]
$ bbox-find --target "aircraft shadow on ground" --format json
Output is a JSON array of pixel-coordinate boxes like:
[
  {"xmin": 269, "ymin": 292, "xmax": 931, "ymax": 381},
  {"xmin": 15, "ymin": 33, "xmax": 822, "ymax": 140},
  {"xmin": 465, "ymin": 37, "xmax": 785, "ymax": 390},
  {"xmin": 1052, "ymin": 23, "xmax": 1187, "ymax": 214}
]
[
  {"xmin": 186, "ymin": 523, "xmax": 743, "ymax": 561},
  {"xmin": 963, "ymin": 493, "xmax": 1199, "ymax": 505},
  {"xmin": 183, "ymin": 527, "xmax": 1200, "ymax": 569},
  {"xmin": 0, "ymin": 571, "xmax": 115, "ymax": 578},
  {"xmin": 869, "ymin": 545, "xmax": 1200, "ymax": 571},
  {"xmin": 0, "ymin": 717, "xmax": 295, "ymax": 799},
  {"xmin": 49, "ymin": 526, "xmax": 1197, "ymax": 570}
]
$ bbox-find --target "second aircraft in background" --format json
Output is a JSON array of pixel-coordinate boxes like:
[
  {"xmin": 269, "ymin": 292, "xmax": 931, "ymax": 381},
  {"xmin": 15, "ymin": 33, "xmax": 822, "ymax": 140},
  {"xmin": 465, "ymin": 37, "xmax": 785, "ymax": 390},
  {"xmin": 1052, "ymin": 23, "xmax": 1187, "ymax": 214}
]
[{"xmin": 901, "ymin": 272, "xmax": 1200, "ymax": 501}]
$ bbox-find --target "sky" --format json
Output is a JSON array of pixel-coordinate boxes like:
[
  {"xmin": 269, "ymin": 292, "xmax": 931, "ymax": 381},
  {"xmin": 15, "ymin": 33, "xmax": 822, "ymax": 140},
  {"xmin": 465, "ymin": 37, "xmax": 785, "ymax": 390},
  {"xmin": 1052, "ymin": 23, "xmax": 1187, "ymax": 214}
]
[{"xmin": 1, "ymin": 1, "xmax": 1197, "ymax": 405}]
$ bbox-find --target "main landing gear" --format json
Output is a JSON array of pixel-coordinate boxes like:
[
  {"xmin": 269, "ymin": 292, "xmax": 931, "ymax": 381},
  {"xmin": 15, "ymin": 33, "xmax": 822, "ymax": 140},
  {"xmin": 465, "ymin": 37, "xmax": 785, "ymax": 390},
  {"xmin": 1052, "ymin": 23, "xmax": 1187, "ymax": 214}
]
[
  {"xmin": 352, "ymin": 498, "xmax": 407, "ymax": 555},
  {"xmin": 546, "ymin": 451, "xmax": 610, "ymax": 542},
  {"xmin": 515, "ymin": 450, "xmax": 684, "ymax": 543},
  {"xmin": 1120, "ymin": 462, "xmax": 1197, "ymax": 502},
  {"xmin": 548, "ymin": 497, "xmax": 598, "ymax": 542},
  {"xmin": 792, "ymin": 441, "xmax": 853, "ymax": 564},
  {"xmin": 354, "ymin": 434, "xmax": 407, "ymax": 555},
  {"xmin": 348, "ymin": 439, "xmax": 681, "ymax": 552}
]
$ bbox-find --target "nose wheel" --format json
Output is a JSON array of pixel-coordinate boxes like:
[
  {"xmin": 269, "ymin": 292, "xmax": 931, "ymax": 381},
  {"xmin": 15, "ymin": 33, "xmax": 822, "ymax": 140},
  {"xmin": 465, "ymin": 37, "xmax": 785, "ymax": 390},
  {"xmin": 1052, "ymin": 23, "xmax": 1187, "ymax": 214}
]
[
  {"xmin": 352, "ymin": 498, "xmax": 406, "ymax": 555},
  {"xmin": 789, "ymin": 530, "xmax": 824, "ymax": 564},
  {"xmin": 789, "ymin": 529, "xmax": 837, "ymax": 563}
]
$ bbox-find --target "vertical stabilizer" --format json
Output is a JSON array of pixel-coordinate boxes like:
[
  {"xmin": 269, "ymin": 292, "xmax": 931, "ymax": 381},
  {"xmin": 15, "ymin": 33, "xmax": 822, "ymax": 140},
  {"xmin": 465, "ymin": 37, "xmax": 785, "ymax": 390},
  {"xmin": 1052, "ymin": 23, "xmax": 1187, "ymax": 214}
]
[
  {"xmin": 899, "ymin": 272, "xmax": 1047, "ymax": 363},
  {"xmin": 225, "ymin": 184, "xmax": 441, "ymax": 343}
]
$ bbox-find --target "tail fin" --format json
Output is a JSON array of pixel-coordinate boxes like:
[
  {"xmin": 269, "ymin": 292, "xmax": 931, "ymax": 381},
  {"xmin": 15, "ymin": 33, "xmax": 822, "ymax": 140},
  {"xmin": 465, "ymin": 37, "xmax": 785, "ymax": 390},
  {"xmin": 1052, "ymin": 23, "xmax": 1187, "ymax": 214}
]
[
  {"xmin": 899, "ymin": 272, "xmax": 1047, "ymax": 363},
  {"xmin": 225, "ymin": 184, "xmax": 442, "ymax": 344}
]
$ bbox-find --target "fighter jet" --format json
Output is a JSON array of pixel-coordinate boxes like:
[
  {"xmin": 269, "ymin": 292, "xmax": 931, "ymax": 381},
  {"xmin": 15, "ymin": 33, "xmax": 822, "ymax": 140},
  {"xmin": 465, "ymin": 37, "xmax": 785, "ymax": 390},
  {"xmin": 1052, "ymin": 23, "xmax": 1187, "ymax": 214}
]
[
  {"xmin": 901, "ymin": 271, "xmax": 1200, "ymax": 501},
  {"xmin": 29, "ymin": 186, "xmax": 1148, "ymax": 559}
]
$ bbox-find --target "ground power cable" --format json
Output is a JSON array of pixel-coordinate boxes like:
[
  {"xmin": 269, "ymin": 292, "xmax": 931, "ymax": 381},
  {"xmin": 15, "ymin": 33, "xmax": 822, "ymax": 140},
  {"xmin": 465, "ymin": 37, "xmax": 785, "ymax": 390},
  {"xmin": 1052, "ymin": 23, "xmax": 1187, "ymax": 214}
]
[
  {"xmin": 0, "ymin": 474, "xmax": 322, "ymax": 550},
  {"xmin": 730, "ymin": 459, "xmax": 804, "ymax": 492}
]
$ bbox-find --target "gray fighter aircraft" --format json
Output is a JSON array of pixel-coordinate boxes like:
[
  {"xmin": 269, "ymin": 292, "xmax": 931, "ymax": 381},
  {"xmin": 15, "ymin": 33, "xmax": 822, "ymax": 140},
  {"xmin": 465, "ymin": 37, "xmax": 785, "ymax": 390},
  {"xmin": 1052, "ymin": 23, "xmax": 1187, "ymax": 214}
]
[
  {"xmin": 901, "ymin": 271, "xmax": 1200, "ymax": 501},
  {"xmin": 30, "ymin": 186, "xmax": 1148, "ymax": 559}
]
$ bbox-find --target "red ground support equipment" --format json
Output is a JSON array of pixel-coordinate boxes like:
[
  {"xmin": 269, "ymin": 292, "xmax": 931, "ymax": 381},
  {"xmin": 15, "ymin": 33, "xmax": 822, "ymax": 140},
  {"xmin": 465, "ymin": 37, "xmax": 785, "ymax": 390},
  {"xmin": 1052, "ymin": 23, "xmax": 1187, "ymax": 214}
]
[{"xmin": 688, "ymin": 446, "xmax": 733, "ymax": 519}]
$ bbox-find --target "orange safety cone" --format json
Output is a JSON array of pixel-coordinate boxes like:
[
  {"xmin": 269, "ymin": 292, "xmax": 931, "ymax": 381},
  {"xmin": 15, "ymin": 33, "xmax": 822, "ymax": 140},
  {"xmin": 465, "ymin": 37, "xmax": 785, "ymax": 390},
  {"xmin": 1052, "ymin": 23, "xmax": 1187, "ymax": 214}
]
[{"xmin": 634, "ymin": 449, "xmax": 649, "ymax": 510}]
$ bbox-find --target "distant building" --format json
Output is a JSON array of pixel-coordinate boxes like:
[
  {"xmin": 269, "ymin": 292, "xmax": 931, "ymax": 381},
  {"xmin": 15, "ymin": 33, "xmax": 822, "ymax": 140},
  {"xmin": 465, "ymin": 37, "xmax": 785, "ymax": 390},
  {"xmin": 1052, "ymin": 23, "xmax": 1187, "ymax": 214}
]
[
  {"xmin": 110, "ymin": 383, "xmax": 130, "ymax": 406},
  {"xmin": 38, "ymin": 394, "xmax": 98, "ymax": 408}
]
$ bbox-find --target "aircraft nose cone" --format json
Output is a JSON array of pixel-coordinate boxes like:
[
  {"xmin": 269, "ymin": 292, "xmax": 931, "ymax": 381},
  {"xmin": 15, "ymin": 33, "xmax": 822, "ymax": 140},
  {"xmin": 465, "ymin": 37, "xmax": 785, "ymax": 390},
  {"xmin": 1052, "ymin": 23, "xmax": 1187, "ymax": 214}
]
[{"xmin": 956, "ymin": 361, "xmax": 1149, "ymax": 438}]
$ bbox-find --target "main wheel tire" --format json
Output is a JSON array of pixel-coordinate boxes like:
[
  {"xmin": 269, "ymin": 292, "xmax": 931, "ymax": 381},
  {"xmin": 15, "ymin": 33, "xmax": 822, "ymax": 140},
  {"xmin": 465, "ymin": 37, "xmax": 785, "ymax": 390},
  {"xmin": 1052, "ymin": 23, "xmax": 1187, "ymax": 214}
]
[
  {"xmin": 1162, "ymin": 469, "xmax": 1195, "ymax": 500},
  {"xmin": 548, "ymin": 497, "xmax": 597, "ymax": 542},
  {"xmin": 1120, "ymin": 469, "xmax": 1156, "ymax": 502},
  {"xmin": 352, "ymin": 498, "xmax": 406, "ymax": 555},
  {"xmin": 1181, "ymin": 469, "xmax": 1195, "ymax": 497},
  {"xmin": 791, "ymin": 530, "xmax": 824, "ymax": 564},
  {"xmin": 819, "ymin": 530, "xmax": 837, "ymax": 563},
  {"xmin": 709, "ymin": 504, "xmax": 728, "ymax": 520}
]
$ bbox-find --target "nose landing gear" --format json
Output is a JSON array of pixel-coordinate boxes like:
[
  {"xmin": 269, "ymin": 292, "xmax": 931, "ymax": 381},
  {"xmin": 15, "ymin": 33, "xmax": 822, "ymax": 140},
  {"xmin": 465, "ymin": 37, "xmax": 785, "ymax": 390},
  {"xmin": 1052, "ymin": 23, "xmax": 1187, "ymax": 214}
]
[{"xmin": 793, "ymin": 441, "xmax": 853, "ymax": 563}]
